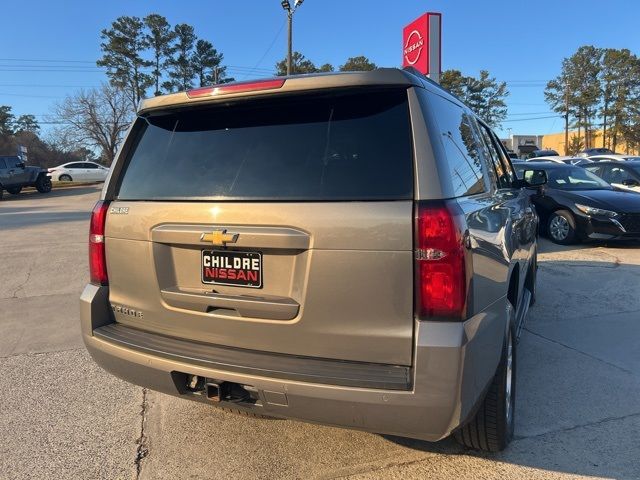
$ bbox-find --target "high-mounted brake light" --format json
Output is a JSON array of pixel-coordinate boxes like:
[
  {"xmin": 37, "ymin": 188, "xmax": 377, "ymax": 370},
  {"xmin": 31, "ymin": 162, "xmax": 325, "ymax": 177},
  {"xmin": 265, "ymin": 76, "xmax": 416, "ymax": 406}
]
[
  {"xmin": 415, "ymin": 201, "xmax": 467, "ymax": 319},
  {"xmin": 89, "ymin": 200, "xmax": 110, "ymax": 285},
  {"xmin": 187, "ymin": 79, "xmax": 286, "ymax": 98}
]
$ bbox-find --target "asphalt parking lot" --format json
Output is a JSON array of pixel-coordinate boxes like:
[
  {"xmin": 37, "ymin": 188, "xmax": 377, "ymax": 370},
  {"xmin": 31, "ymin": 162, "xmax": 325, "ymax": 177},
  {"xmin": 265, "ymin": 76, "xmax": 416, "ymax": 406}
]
[{"xmin": 1, "ymin": 185, "xmax": 639, "ymax": 480}]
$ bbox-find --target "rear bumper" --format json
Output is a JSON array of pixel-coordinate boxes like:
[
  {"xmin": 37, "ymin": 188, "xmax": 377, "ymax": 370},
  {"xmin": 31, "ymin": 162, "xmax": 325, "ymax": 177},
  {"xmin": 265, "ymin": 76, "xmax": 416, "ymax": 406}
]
[{"xmin": 81, "ymin": 284, "xmax": 507, "ymax": 442}]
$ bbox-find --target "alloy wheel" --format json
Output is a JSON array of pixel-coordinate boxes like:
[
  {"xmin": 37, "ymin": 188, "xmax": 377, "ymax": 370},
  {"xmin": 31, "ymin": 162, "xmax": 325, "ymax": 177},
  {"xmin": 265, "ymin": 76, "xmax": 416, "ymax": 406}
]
[{"xmin": 549, "ymin": 215, "xmax": 569, "ymax": 241}]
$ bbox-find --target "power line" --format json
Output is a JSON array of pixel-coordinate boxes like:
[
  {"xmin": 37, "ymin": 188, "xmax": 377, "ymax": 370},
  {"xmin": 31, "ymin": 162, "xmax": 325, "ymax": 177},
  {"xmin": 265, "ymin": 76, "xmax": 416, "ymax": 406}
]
[
  {"xmin": 506, "ymin": 111, "xmax": 555, "ymax": 116},
  {"xmin": 504, "ymin": 79, "xmax": 548, "ymax": 83},
  {"xmin": 0, "ymin": 58, "xmax": 96, "ymax": 63},
  {"xmin": 0, "ymin": 58, "xmax": 275, "ymax": 74},
  {"xmin": 0, "ymin": 84, "xmax": 100, "ymax": 88},
  {"xmin": 0, "ymin": 64, "xmax": 104, "ymax": 69},
  {"xmin": 0, "ymin": 92, "xmax": 64, "ymax": 98},
  {"xmin": 242, "ymin": 19, "xmax": 287, "ymax": 79},
  {"xmin": 226, "ymin": 65, "xmax": 275, "ymax": 74},
  {"xmin": 502, "ymin": 115, "xmax": 559, "ymax": 123},
  {"xmin": 0, "ymin": 69, "xmax": 106, "ymax": 73}
]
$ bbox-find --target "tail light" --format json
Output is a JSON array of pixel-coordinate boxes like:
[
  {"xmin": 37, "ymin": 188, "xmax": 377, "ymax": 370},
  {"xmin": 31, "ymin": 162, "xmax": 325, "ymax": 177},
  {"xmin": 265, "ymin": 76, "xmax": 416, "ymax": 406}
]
[
  {"xmin": 89, "ymin": 200, "xmax": 110, "ymax": 285},
  {"xmin": 187, "ymin": 78, "xmax": 285, "ymax": 98},
  {"xmin": 415, "ymin": 201, "xmax": 467, "ymax": 319}
]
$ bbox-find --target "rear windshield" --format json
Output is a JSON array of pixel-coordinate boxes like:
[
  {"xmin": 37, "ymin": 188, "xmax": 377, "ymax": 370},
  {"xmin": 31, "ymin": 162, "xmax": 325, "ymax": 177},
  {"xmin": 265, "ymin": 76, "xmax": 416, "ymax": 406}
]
[{"xmin": 117, "ymin": 89, "xmax": 413, "ymax": 201}]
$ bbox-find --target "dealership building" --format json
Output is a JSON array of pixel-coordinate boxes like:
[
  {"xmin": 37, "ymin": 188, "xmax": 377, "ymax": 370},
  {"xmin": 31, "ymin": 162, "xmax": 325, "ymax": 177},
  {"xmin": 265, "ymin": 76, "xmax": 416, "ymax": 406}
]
[{"xmin": 502, "ymin": 130, "xmax": 639, "ymax": 157}]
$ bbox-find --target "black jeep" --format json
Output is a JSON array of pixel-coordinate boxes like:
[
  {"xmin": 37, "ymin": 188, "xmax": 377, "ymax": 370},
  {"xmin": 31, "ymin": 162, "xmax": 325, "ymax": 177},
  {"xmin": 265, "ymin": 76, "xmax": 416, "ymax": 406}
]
[{"xmin": 0, "ymin": 156, "xmax": 52, "ymax": 200}]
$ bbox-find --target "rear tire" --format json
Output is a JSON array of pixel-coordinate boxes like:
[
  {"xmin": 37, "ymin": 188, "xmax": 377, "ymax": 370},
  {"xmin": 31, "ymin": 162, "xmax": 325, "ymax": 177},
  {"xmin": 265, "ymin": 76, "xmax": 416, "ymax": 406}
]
[
  {"xmin": 454, "ymin": 315, "xmax": 516, "ymax": 452},
  {"xmin": 547, "ymin": 210, "xmax": 577, "ymax": 245},
  {"xmin": 59, "ymin": 174, "xmax": 72, "ymax": 182},
  {"xmin": 35, "ymin": 175, "xmax": 52, "ymax": 193},
  {"xmin": 7, "ymin": 186, "xmax": 22, "ymax": 195}
]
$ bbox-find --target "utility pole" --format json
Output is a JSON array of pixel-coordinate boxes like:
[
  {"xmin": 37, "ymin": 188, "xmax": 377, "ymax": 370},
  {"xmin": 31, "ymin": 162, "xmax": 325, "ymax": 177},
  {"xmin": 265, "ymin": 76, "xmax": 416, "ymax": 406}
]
[
  {"xmin": 564, "ymin": 80, "xmax": 570, "ymax": 155},
  {"xmin": 287, "ymin": 10, "xmax": 293, "ymax": 75},
  {"xmin": 281, "ymin": 0, "xmax": 304, "ymax": 75}
]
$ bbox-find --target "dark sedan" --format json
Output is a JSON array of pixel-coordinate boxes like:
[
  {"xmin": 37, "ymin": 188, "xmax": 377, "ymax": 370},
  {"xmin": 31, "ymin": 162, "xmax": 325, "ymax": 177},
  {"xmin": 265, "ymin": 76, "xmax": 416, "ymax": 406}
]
[{"xmin": 514, "ymin": 162, "xmax": 640, "ymax": 244}]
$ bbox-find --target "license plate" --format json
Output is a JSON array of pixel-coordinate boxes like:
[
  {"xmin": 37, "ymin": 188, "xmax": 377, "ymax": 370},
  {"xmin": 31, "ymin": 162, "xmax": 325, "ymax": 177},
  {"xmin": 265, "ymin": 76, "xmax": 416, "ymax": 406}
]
[{"xmin": 201, "ymin": 250, "xmax": 262, "ymax": 288}]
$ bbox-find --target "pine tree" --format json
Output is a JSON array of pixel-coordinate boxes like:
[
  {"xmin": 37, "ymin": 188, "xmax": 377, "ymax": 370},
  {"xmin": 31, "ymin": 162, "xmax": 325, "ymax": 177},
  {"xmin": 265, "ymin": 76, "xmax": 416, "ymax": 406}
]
[
  {"xmin": 97, "ymin": 16, "xmax": 153, "ymax": 111},
  {"xmin": 143, "ymin": 14, "xmax": 176, "ymax": 96},
  {"xmin": 440, "ymin": 70, "xmax": 508, "ymax": 128},
  {"xmin": 275, "ymin": 52, "xmax": 317, "ymax": 75},
  {"xmin": 317, "ymin": 63, "xmax": 334, "ymax": 73},
  {"xmin": 14, "ymin": 115, "xmax": 40, "ymax": 134},
  {"xmin": 164, "ymin": 24, "xmax": 197, "ymax": 92},
  {"xmin": 191, "ymin": 39, "xmax": 225, "ymax": 86},
  {"xmin": 0, "ymin": 105, "xmax": 15, "ymax": 135},
  {"xmin": 339, "ymin": 56, "xmax": 377, "ymax": 72}
]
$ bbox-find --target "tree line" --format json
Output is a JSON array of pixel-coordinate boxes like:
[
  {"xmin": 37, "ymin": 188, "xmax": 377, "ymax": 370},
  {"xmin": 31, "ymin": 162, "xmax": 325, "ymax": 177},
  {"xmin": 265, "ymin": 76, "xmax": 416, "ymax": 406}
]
[
  {"xmin": 274, "ymin": 52, "xmax": 377, "ymax": 75},
  {"xmin": 545, "ymin": 46, "xmax": 640, "ymax": 154},
  {"xmin": 275, "ymin": 53, "xmax": 509, "ymax": 128},
  {"xmin": 3, "ymin": 12, "xmax": 511, "ymax": 168},
  {"xmin": 97, "ymin": 14, "xmax": 230, "ymax": 111},
  {"xmin": 0, "ymin": 105, "xmax": 91, "ymax": 168},
  {"xmin": 440, "ymin": 70, "xmax": 508, "ymax": 128},
  {"xmin": 0, "ymin": 107, "xmax": 40, "ymax": 136}
]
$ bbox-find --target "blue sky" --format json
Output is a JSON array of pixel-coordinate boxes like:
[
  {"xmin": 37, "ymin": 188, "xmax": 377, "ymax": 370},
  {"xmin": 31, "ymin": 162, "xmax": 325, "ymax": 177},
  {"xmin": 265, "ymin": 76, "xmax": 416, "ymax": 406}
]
[{"xmin": 1, "ymin": 0, "xmax": 638, "ymax": 138}]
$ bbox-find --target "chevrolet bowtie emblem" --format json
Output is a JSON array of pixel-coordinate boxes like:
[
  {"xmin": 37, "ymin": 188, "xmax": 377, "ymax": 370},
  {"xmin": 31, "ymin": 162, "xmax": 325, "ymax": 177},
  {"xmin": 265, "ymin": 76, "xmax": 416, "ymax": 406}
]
[{"xmin": 200, "ymin": 229, "xmax": 239, "ymax": 246}]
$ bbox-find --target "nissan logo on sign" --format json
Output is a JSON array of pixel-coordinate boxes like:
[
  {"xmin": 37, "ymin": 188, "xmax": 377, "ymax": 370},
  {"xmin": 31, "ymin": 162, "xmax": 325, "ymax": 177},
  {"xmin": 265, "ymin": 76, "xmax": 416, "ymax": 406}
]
[
  {"xmin": 402, "ymin": 12, "xmax": 441, "ymax": 83},
  {"xmin": 404, "ymin": 30, "xmax": 424, "ymax": 65}
]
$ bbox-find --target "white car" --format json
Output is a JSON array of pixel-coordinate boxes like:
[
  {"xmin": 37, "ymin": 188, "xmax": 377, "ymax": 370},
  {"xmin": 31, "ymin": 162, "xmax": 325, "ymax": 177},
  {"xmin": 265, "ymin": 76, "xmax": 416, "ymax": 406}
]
[
  {"xmin": 48, "ymin": 162, "xmax": 110, "ymax": 182},
  {"xmin": 587, "ymin": 154, "xmax": 640, "ymax": 162},
  {"xmin": 527, "ymin": 156, "xmax": 591, "ymax": 165}
]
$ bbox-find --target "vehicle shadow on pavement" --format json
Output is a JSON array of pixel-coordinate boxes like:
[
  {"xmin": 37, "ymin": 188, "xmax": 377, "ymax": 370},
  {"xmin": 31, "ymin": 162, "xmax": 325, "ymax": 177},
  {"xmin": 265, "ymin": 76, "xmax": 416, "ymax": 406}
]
[
  {"xmin": 539, "ymin": 236, "xmax": 640, "ymax": 253},
  {"xmin": 378, "ymin": 253, "xmax": 640, "ymax": 479},
  {"xmin": 1, "ymin": 184, "xmax": 102, "ymax": 202},
  {"xmin": 0, "ymin": 211, "xmax": 91, "ymax": 230},
  {"xmin": 0, "ymin": 205, "xmax": 53, "ymax": 215}
]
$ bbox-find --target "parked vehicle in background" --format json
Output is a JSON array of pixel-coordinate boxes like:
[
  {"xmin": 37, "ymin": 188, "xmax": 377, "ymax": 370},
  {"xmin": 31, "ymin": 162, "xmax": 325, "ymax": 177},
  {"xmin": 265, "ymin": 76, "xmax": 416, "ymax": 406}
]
[
  {"xmin": 507, "ymin": 151, "xmax": 519, "ymax": 160},
  {"xmin": 48, "ymin": 161, "xmax": 109, "ymax": 182},
  {"xmin": 587, "ymin": 154, "xmax": 640, "ymax": 162},
  {"xmin": 584, "ymin": 161, "xmax": 640, "ymax": 194},
  {"xmin": 81, "ymin": 69, "xmax": 545, "ymax": 452},
  {"xmin": 527, "ymin": 149, "xmax": 558, "ymax": 159},
  {"xmin": 527, "ymin": 156, "xmax": 590, "ymax": 165},
  {"xmin": 577, "ymin": 147, "xmax": 616, "ymax": 157},
  {"xmin": 514, "ymin": 161, "xmax": 640, "ymax": 244},
  {"xmin": 526, "ymin": 156, "xmax": 564, "ymax": 163},
  {"xmin": 0, "ymin": 155, "xmax": 52, "ymax": 200}
]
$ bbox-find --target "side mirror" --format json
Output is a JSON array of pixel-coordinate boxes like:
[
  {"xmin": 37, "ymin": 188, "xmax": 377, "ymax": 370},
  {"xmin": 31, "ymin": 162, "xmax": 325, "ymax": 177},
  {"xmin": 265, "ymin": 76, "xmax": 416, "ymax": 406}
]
[
  {"xmin": 622, "ymin": 178, "xmax": 639, "ymax": 187},
  {"xmin": 16, "ymin": 161, "xmax": 25, "ymax": 169},
  {"xmin": 523, "ymin": 169, "xmax": 547, "ymax": 187}
]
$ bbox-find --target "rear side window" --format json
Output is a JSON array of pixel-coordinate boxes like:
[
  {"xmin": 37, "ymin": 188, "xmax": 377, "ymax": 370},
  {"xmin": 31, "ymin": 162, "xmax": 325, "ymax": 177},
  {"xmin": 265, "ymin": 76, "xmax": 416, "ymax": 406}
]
[
  {"xmin": 476, "ymin": 122, "xmax": 512, "ymax": 188},
  {"xmin": 117, "ymin": 90, "xmax": 414, "ymax": 201},
  {"xmin": 427, "ymin": 93, "xmax": 486, "ymax": 197}
]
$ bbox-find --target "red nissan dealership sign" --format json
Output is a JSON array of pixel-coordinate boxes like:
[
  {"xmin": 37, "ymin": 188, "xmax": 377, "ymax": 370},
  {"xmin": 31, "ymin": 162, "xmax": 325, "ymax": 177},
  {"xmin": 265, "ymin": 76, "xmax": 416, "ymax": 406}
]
[{"xmin": 402, "ymin": 12, "xmax": 441, "ymax": 83}]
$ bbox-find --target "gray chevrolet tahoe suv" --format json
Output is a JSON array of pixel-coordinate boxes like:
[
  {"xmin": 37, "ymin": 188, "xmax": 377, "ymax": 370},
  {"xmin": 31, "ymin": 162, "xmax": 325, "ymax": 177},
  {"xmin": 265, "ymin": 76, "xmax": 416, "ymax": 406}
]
[{"xmin": 81, "ymin": 69, "xmax": 543, "ymax": 452}]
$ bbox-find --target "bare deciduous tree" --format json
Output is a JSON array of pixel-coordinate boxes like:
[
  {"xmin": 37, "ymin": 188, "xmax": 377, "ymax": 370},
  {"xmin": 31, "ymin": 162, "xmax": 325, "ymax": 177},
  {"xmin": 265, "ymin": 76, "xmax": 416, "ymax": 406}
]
[{"xmin": 52, "ymin": 84, "xmax": 133, "ymax": 165}]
